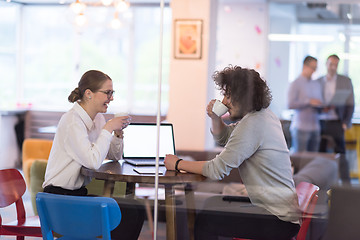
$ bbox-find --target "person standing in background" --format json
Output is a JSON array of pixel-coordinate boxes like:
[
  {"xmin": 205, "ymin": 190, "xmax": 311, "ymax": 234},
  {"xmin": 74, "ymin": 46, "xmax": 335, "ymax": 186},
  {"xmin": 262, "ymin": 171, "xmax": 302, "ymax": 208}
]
[
  {"xmin": 317, "ymin": 54, "xmax": 355, "ymax": 185},
  {"xmin": 288, "ymin": 56, "xmax": 323, "ymax": 152}
]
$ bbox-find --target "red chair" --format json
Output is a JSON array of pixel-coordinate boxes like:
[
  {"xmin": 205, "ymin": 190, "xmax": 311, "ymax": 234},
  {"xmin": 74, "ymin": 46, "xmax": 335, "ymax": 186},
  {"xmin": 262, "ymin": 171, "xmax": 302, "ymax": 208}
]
[
  {"xmin": 294, "ymin": 182, "xmax": 319, "ymax": 240},
  {"xmin": 234, "ymin": 181, "xmax": 319, "ymax": 240},
  {"xmin": 0, "ymin": 168, "xmax": 42, "ymax": 240}
]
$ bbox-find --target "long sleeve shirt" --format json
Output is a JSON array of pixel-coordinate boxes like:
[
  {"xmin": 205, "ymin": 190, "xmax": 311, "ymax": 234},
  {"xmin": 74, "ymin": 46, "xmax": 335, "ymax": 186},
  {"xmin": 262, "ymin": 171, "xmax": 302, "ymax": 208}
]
[
  {"xmin": 203, "ymin": 108, "xmax": 300, "ymax": 223},
  {"xmin": 288, "ymin": 75, "xmax": 323, "ymax": 131},
  {"xmin": 317, "ymin": 74, "xmax": 355, "ymax": 128},
  {"xmin": 43, "ymin": 102, "xmax": 123, "ymax": 190}
]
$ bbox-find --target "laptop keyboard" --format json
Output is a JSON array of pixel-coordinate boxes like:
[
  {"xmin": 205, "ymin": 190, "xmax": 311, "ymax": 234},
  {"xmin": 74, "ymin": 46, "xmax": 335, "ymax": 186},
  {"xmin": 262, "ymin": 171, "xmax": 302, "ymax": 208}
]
[{"xmin": 125, "ymin": 159, "xmax": 165, "ymax": 166}]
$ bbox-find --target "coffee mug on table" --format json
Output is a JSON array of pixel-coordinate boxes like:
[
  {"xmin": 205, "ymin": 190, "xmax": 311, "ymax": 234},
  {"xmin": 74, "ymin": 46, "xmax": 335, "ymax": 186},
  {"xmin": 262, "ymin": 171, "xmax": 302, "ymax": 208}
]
[{"xmin": 212, "ymin": 100, "xmax": 228, "ymax": 117}]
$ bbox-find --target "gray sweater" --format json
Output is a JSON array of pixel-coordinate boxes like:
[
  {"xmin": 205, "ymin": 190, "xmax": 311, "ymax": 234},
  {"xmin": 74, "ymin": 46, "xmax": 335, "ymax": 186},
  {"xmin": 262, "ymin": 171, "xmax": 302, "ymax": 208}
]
[{"xmin": 203, "ymin": 108, "xmax": 300, "ymax": 223}]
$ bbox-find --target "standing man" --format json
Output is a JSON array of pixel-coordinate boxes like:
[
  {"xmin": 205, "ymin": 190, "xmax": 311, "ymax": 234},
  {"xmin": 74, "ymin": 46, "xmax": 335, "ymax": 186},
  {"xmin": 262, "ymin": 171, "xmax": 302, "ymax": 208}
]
[
  {"xmin": 317, "ymin": 54, "xmax": 355, "ymax": 184},
  {"xmin": 288, "ymin": 55, "xmax": 323, "ymax": 153}
]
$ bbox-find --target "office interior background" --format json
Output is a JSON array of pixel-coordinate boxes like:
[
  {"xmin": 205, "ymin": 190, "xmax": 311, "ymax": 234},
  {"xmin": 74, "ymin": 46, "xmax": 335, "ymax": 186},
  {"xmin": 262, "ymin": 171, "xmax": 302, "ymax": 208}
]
[{"xmin": 1, "ymin": 0, "xmax": 360, "ymax": 167}]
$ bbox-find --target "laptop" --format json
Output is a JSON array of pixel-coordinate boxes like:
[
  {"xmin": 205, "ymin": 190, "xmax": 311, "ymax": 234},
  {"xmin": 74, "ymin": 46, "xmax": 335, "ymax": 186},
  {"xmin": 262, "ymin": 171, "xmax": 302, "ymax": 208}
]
[
  {"xmin": 328, "ymin": 89, "xmax": 352, "ymax": 106},
  {"xmin": 122, "ymin": 123, "xmax": 176, "ymax": 166}
]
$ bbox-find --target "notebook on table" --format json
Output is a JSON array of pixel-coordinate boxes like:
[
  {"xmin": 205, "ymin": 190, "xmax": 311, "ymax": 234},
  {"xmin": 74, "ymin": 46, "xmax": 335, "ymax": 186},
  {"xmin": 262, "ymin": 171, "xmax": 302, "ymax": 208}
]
[{"xmin": 122, "ymin": 123, "xmax": 176, "ymax": 166}]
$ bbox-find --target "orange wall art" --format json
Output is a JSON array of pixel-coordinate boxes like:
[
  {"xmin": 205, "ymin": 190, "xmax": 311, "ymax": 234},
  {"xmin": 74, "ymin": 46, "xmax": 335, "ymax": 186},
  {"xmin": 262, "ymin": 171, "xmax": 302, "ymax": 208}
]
[{"xmin": 174, "ymin": 19, "xmax": 203, "ymax": 59}]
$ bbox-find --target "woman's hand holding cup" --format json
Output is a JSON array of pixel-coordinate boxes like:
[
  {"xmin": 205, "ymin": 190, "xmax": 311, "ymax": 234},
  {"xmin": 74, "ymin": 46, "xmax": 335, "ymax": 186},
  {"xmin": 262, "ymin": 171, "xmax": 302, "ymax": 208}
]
[
  {"xmin": 114, "ymin": 112, "xmax": 131, "ymax": 130},
  {"xmin": 112, "ymin": 112, "xmax": 131, "ymax": 138},
  {"xmin": 104, "ymin": 112, "xmax": 131, "ymax": 136}
]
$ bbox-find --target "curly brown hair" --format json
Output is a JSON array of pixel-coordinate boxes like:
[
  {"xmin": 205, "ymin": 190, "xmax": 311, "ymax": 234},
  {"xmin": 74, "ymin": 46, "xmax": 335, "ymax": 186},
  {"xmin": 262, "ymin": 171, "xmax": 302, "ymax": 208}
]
[{"xmin": 212, "ymin": 65, "xmax": 272, "ymax": 115}]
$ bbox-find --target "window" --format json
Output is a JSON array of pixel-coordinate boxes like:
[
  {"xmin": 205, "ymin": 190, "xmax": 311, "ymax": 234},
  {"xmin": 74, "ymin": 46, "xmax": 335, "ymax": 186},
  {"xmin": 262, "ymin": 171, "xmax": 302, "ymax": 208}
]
[
  {"xmin": 0, "ymin": 2, "xmax": 18, "ymax": 109},
  {"xmin": 0, "ymin": 3, "xmax": 171, "ymax": 114},
  {"xmin": 22, "ymin": 6, "xmax": 74, "ymax": 110}
]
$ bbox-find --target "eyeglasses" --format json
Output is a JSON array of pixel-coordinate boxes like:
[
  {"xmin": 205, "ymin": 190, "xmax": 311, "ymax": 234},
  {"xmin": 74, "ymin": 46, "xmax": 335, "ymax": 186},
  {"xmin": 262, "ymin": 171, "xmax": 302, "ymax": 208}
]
[{"xmin": 98, "ymin": 90, "xmax": 115, "ymax": 98}]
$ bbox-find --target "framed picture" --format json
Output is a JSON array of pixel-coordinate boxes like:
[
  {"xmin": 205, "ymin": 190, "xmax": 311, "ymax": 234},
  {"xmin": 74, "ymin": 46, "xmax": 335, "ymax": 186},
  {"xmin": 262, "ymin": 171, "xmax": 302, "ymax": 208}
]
[{"xmin": 174, "ymin": 19, "xmax": 203, "ymax": 59}]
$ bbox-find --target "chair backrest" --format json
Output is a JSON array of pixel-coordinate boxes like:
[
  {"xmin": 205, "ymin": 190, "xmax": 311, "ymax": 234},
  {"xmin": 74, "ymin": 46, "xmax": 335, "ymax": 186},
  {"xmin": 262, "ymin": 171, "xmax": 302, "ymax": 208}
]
[
  {"xmin": 0, "ymin": 169, "xmax": 26, "ymax": 208},
  {"xmin": 22, "ymin": 138, "xmax": 53, "ymax": 188},
  {"xmin": 22, "ymin": 138, "xmax": 53, "ymax": 161},
  {"xmin": 30, "ymin": 159, "xmax": 48, "ymax": 215},
  {"xmin": 322, "ymin": 186, "xmax": 360, "ymax": 240},
  {"xmin": 36, "ymin": 192, "xmax": 121, "ymax": 240},
  {"xmin": 0, "ymin": 169, "xmax": 27, "ymax": 224},
  {"xmin": 295, "ymin": 182, "xmax": 319, "ymax": 240}
]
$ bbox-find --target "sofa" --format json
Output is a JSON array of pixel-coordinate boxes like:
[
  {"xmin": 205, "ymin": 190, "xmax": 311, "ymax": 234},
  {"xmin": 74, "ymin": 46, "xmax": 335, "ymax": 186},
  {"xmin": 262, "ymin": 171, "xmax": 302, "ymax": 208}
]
[{"xmin": 22, "ymin": 138, "xmax": 53, "ymax": 189}]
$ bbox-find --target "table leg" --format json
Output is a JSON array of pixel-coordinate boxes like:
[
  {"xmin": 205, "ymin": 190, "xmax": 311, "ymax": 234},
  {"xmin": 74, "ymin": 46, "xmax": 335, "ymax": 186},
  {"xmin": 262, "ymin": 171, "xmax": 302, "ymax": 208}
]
[
  {"xmin": 126, "ymin": 182, "xmax": 136, "ymax": 196},
  {"xmin": 185, "ymin": 184, "xmax": 196, "ymax": 240},
  {"xmin": 103, "ymin": 180, "xmax": 115, "ymax": 197},
  {"xmin": 165, "ymin": 184, "xmax": 177, "ymax": 240}
]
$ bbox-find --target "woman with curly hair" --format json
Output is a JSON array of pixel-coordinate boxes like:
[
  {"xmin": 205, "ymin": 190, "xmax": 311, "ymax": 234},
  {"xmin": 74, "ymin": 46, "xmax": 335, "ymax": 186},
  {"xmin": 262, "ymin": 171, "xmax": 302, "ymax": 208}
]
[{"xmin": 165, "ymin": 66, "xmax": 300, "ymax": 240}]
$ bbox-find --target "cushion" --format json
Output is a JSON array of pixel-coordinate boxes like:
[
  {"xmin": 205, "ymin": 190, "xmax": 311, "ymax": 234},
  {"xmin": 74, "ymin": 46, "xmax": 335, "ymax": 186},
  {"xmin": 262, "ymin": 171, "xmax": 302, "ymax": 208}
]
[{"xmin": 30, "ymin": 159, "xmax": 48, "ymax": 215}]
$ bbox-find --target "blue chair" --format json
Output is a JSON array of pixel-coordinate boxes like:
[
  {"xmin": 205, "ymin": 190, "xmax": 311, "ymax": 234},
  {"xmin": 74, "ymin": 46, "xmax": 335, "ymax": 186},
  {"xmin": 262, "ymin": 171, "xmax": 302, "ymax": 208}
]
[{"xmin": 36, "ymin": 192, "xmax": 121, "ymax": 240}]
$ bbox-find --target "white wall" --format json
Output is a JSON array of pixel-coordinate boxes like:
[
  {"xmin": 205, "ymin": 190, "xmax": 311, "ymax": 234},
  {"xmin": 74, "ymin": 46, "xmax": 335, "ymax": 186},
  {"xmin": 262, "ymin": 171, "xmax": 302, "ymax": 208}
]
[
  {"xmin": 167, "ymin": 0, "xmax": 269, "ymax": 151},
  {"xmin": 216, "ymin": 0, "xmax": 268, "ymax": 76},
  {"xmin": 167, "ymin": 0, "xmax": 217, "ymax": 151}
]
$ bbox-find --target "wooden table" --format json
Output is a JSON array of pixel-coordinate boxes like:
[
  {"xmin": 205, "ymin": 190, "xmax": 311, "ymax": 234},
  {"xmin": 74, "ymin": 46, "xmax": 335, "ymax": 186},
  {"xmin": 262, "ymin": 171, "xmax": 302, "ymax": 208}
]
[{"xmin": 81, "ymin": 160, "xmax": 205, "ymax": 240}]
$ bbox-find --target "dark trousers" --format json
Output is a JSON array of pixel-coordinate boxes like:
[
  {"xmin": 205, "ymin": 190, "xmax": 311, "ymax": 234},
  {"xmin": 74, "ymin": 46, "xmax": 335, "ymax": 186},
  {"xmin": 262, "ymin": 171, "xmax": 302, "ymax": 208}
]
[
  {"xmin": 194, "ymin": 196, "xmax": 300, "ymax": 240},
  {"xmin": 44, "ymin": 185, "xmax": 145, "ymax": 240},
  {"xmin": 319, "ymin": 120, "xmax": 350, "ymax": 184}
]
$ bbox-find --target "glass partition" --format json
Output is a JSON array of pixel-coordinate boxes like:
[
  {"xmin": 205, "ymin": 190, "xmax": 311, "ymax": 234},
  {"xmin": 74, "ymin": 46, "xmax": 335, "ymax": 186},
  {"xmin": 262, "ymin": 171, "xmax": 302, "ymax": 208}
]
[{"xmin": 1, "ymin": 1, "xmax": 360, "ymax": 240}]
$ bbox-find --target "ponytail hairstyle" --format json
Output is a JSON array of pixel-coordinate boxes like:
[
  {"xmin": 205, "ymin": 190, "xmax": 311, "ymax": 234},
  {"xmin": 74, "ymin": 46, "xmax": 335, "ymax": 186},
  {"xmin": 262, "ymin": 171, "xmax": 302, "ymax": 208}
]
[{"xmin": 68, "ymin": 70, "xmax": 112, "ymax": 103}]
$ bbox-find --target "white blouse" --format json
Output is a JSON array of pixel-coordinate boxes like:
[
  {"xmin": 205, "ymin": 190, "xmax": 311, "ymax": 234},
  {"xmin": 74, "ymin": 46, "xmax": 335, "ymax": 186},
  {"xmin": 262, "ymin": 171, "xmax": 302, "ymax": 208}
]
[{"xmin": 43, "ymin": 102, "xmax": 123, "ymax": 190}]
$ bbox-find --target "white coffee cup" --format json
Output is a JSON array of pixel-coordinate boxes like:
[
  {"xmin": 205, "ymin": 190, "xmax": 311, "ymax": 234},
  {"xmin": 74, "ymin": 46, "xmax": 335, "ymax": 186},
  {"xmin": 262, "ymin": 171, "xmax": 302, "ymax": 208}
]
[
  {"xmin": 212, "ymin": 100, "xmax": 228, "ymax": 117},
  {"xmin": 114, "ymin": 112, "xmax": 129, "ymax": 118}
]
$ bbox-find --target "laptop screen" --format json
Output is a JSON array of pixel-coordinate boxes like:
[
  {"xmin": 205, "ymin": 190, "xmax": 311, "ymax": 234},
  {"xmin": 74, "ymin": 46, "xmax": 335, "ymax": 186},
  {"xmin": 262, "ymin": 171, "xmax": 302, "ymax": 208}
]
[{"xmin": 122, "ymin": 123, "xmax": 176, "ymax": 159}]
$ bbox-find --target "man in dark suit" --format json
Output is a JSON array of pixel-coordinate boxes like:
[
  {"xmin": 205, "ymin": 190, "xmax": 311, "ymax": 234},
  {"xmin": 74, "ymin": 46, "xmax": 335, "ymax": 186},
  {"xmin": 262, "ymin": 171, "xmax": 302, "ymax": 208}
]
[{"xmin": 317, "ymin": 54, "xmax": 355, "ymax": 184}]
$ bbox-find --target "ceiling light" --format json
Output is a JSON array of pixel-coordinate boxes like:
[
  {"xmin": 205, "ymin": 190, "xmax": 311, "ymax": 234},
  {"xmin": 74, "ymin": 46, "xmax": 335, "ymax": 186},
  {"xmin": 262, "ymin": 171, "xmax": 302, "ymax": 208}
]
[
  {"xmin": 110, "ymin": 12, "xmax": 122, "ymax": 29},
  {"xmin": 75, "ymin": 12, "xmax": 87, "ymax": 27},
  {"xmin": 68, "ymin": 0, "xmax": 130, "ymax": 29},
  {"xmin": 268, "ymin": 34, "xmax": 334, "ymax": 42},
  {"xmin": 101, "ymin": 0, "xmax": 113, "ymax": 7},
  {"xmin": 70, "ymin": 0, "xmax": 86, "ymax": 14},
  {"xmin": 115, "ymin": 0, "xmax": 129, "ymax": 12}
]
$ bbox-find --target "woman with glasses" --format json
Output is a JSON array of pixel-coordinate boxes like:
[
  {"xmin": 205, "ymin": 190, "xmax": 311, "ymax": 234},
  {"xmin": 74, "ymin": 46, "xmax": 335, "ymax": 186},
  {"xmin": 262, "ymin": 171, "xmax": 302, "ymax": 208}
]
[{"xmin": 42, "ymin": 70, "xmax": 145, "ymax": 239}]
